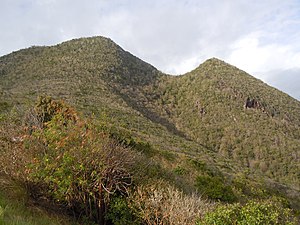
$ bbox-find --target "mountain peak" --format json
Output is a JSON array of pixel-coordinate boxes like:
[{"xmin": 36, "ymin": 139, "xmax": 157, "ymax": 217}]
[
  {"xmin": 205, "ymin": 57, "xmax": 224, "ymax": 63},
  {"xmin": 59, "ymin": 35, "xmax": 115, "ymax": 46},
  {"xmin": 190, "ymin": 57, "xmax": 231, "ymax": 74},
  {"xmin": 201, "ymin": 57, "xmax": 234, "ymax": 68}
]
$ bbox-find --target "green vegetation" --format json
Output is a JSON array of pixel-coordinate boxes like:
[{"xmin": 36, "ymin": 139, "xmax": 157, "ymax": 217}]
[
  {"xmin": 0, "ymin": 36, "xmax": 299, "ymax": 224},
  {"xmin": 195, "ymin": 175, "xmax": 236, "ymax": 202},
  {"xmin": 0, "ymin": 176, "xmax": 77, "ymax": 225},
  {"xmin": 106, "ymin": 196, "xmax": 139, "ymax": 225},
  {"xmin": 198, "ymin": 199, "xmax": 297, "ymax": 225}
]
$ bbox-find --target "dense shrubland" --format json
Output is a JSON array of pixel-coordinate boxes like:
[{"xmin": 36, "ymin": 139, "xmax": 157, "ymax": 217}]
[
  {"xmin": 0, "ymin": 37, "xmax": 299, "ymax": 224},
  {"xmin": 152, "ymin": 58, "xmax": 300, "ymax": 191},
  {"xmin": 0, "ymin": 96, "xmax": 298, "ymax": 224}
]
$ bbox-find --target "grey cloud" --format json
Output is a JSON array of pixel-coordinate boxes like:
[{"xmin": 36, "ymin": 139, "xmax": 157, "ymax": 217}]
[
  {"xmin": 258, "ymin": 68, "xmax": 300, "ymax": 100},
  {"xmin": 94, "ymin": 0, "xmax": 300, "ymax": 74}
]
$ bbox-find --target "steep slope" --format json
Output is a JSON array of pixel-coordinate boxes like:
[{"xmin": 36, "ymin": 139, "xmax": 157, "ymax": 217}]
[
  {"xmin": 0, "ymin": 36, "xmax": 159, "ymax": 111},
  {"xmin": 0, "ymin": 36, "xmax": 299, "ymax": 213},
  {"xmin": 0, "ymin": 37, "xmax": 186, "ymax": 157},
  {"xmin": 151, "ymin": 58, "xmax": 300, "ymax": 189}
]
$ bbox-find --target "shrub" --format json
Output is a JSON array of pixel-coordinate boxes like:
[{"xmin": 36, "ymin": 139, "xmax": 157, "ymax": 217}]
[
  {"xmin": 0, "ymin": 107, "xmax": 31, "ymax": 180},
  {"xmin": 106, "ymin": 195, "xmax": 140, "ymax": 225},
  {"xmin": 34, "ymin": 95, "xmax": 78, "ymax": 124},
  {"xmin": 195, "ymin": 175, "xmax": 236, "ymax": 202},
  {"xmin": 25, "ymin": 98, "xmax": 136, "ymax": 224},
  {"xmin": 198, "ymin": 199, "xmax": 297, "ymax": 225},
  {"xmin": 130, "ymin": 183, "xmax": 213, "ymax": 225}
]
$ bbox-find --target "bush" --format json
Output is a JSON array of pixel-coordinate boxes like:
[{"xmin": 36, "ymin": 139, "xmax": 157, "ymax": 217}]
[
  {"xmin": 195, "ymin": 175, "xmax": 236, "ymax": 202},
  {"xmin": 130, "ymin": 183, "xmax": 213, "ymax": 225},
  {"xmin": 0, "ymin": 107, "xmax": 31, "ymax": 181},
  {"xmin": 34, "ymin": 95, "xmax": 78, "ymax": 124},
  {"xmin": 25, "ymin": 98, "xmax": 136, "ymax": 224},
  {"xmin": 198, "ymin": 199, "xmax": 297, "ymax": 225},
  {"xmin": 106, "ymin": 196, "xmax": 140, "ymax": 225}
]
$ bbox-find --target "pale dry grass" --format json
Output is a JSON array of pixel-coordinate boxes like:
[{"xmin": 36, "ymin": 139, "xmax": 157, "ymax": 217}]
[{"xmin": 130, "ymin": 183, "xmax": 214, "ymax": 225}]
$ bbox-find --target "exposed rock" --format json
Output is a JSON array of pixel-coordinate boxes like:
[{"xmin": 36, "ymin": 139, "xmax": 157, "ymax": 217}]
[
  {"xmin": 244, "ymin": 97, "xmax": 277, "ymax": 117},
  {"xmin": 244, "ymin": 97, "xmax": 260, "ymax": 109}
]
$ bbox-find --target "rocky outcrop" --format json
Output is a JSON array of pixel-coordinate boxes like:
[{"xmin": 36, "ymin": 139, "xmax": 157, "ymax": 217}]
[
  {"xmin": 244, "ymin": 97, "xmax": 279, "ymax": 117},
  {"xmin": 244, "ymin": 97, "xmax": 260, "ymax": 109}
]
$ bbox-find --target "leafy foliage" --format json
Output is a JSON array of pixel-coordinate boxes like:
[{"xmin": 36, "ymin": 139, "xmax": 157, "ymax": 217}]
[
  {"xmin": 195, "ymin": 175, "xmax": 236, "ymax": 202},
  {"xmin": 198, "ymin": 199, "xmax": 297, "ymax": 225},
  {"xmin": 106, "ymin": 196, "xmax": 140, "ymax": 225},
  {"xmin": 26, "ymin": 98, "xmax": 135, "ymax": 224}
]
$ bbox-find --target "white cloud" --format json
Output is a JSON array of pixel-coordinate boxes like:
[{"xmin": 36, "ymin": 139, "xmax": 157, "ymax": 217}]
[
  {"xmin": 165, "ymin": 55, "xmax": 203, "ymax": 75},
  {"xmin": 227, "ymin": 32, "xmax": 300, "ymax": 74},
  {"xmin": 226, "ymin": 30, "xmax": 300, "ymax": 100}
]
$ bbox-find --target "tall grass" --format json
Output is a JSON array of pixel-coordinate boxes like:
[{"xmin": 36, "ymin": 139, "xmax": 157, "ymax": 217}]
[{"xmin": 0, "ymin": 176, "xmax": 77, "ymax": 225}]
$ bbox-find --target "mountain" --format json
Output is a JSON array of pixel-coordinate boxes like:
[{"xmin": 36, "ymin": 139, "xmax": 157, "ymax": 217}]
[
  {"xmin": 0, "ymin": 36, "xmax": 299, "ymax": 224},
  {"xmin": 155, "ymin": 58, "xmax": 300, "ymax": 185}
]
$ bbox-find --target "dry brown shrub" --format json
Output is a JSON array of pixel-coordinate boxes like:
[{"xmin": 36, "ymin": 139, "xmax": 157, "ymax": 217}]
[
  {"xmin": 0, "ymin": 110, "xmax": 31, "ymax": 180},
  {"xmin": 130, "ymin": 183, "xmax": 214, "ymax": 225}
]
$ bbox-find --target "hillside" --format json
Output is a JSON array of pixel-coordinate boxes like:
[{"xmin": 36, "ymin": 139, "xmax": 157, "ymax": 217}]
[
  {"xmin": 153, "ymin": 58, "xmax": 300, "ymax": 187},
  {"xmin": 0, "ymin": 36, "xmax": 299, "ymax": 224}
]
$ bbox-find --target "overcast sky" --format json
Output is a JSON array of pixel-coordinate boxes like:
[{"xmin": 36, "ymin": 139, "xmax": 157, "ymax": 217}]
[{"xmin": 1, "ymin": 0, "xmax": 300, "ymax": 100}]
